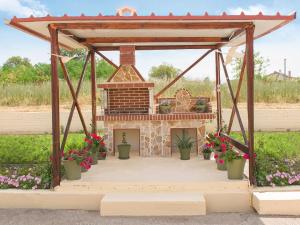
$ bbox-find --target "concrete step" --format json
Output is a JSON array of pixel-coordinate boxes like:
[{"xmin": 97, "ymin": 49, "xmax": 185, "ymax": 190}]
[
  {"xmin": 253, "ymin": 192, "xmax": 300, "ymax": 215},
  {"xmin": 56, "ymin": 180, "xmax": 249, "ymax": 193},
  {"xmin": 100, "ymin": 192, "xmax": 206, "ymax": 216}
]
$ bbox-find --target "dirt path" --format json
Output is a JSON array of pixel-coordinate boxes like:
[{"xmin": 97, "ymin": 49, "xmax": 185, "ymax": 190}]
[{"xmin": 0, "ymin": 106, "xmax": 299, "ymax": 134}]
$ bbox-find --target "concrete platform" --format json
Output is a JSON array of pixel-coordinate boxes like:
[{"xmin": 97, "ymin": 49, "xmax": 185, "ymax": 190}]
[
  {"xmin": 100, "ymin": 193, "xmax": 206, "ymax": 216},
  {"xmin": 253, "ymin": 192, "xmax": 300, "ymax": 215},
  {"xmin": 55, "ymin": 156, "xmax": 251, "ymax": 213}
]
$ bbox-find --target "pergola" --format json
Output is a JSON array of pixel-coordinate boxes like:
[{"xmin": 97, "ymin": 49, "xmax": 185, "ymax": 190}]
[{"xmin": 7, "ymin": 8, "xmax": 296, "ymax": 187}]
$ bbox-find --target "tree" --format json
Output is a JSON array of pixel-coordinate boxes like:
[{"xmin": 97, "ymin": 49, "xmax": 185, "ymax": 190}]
[
  {"xmin": 231, "ymin": 51, "xmax": 270, "ymax": 79},
  {"xmin": 149, "ymin": 63, "xmax": 180, "ymax": 80},
  {"xmin": 2, "ymin": 56, "xmax": 32, "ymax": 70}
]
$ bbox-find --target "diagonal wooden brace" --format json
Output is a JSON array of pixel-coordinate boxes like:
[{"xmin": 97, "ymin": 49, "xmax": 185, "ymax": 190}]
[
  {"xmin": 227, "ymin": 53, "xmax": 246, "ymax": 134},
  {"xmin": 61, "ymin": 52, "xmax": 91, "ymax": 151},
  {"xmin": 154, "ymin": 49, "xmax": 215, "ymax": 99},
  {"xmin": 95, "ymin": 51, "xmax": 118, "ymax": 69},
  {"xmin": 219, "ymin": 50, "xmax": 248, "ymax": 145},
  {"xmin": 59, "ymin": 58, "xmax": 89, "ymax": 136}
]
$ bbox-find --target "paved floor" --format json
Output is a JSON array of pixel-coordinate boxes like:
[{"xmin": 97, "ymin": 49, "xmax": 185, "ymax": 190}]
[
  {"xmin": 75, "ymin": 156, "xmax": 246, "ymax": 182},
  {"xmin": 1, "ymin": 108, "xmax": 300, "ymax": 134},
  {"xmin": 0, "ymin": 209, "xmax": 300, "ymax": 225}
]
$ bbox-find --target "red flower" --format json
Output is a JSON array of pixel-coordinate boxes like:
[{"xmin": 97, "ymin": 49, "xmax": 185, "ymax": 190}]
[
  {"xmin": 221, "ymin": 143, "xmax": 226, "ymax": 153},
  {"xmin": 84, "ymin": 138, "xmax": 92, "ymax": 145},
  {"xmin": 220, "ymin": 137, "xmax": 225, "ymax": 142},
  {"xmin": 67, "ymin": 157, "xmax": 74, "ymax": 161},
  {"xmin": 219, "ymin": 159, "xmax": 225, "ymax": 164},
  {"xmin": 243, "ymin": 154, "xmax": 250, "ymax": 160},
  {"xmin": 100, "ymin": 141, "xmax": 105, "ymax": 147},
  {"xmin": 214, "ymin": 154, "xmax": 218, "ymax": 159}
]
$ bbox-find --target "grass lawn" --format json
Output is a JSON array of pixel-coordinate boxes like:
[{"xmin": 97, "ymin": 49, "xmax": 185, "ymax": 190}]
[{"xmin": 0, "ymin": 133, "xmax": 86, "ymax": 164}]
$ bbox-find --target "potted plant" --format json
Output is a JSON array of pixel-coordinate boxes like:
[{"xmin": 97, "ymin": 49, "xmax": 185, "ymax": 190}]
[
  {"xmin": 117, "ymin": 132, "xmax": 131, "ymax": 159},
  {"xmin": 192, "ymin": 99, "xmax": 208, "ymax": 113},
  {"xmin": 176, "ymin": 129, "xmax": 194, "ymax": 160},
  {"xmin": 62, "ymin": 149, "xmax": 84, "ymax": 180},
  {"xmin": 225, "ymin": 149, "xmax": 249, "ymax": 179},
  {"xmin": 207, "ymin": 132, "xmax": 232, "ymax": 170},
  {"xmin": 202, "ymin": 143, "xmax": 213, "ymax": 160},
  {"xmin": 159, "ymin": 100, "xmax": 172, "ymax": 114},
  {"xmin": 98, "ymin": 143, "xmax": 107, "ymax": 160},
  {"xmin": 79, "ymin": 147, "xmax": 93, "ymax": 172},
  {"xmin": 84, "ymin": 133, "xmax": 102, "ymax": 165}
]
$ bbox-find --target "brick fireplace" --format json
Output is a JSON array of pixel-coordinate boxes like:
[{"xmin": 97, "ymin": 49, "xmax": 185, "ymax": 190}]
[{"xmin": 97, "ymin": 45, "xmax": 215, "ymax": 157}]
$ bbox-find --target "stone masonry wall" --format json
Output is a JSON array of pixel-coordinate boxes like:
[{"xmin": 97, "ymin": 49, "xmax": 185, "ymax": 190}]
[{"xmin": 104, "ymin": 119, "xmax": 206, "ymax": 157}]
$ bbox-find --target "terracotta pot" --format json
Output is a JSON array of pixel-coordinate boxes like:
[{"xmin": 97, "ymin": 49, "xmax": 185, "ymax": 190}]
[
  {"xmin": 118, "ymin": 144, "xmax": 131, "ymax": 159},
  {"xmin": 179, "ymin": 148, "xmax": 191, "ymax": 160},
  {"xmin": 227, "ymin": 158, "xmax": 246, "ymax": 179},
  {"xmin": 98, "ymin": 151, "xmax": 107, "ymax": 160},
  {"xmin": 63, "ymin": 160, "xmax": 81, "ymax": 180}
]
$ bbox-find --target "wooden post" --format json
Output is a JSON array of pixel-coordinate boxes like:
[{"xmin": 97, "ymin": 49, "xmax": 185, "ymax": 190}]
[
  {"xmin": 91, "ymin": 50, "xmax": 97, "ymax": 134},
  {"xmin": 246, "ymin": 25, "xmax": 256, "ymax": 185},
  {"xmin": 215, "ymin": 51, "xmax": 221, "ymax": 130},
  {"xmin": 48, "ymin": 25, "xmax": 60, "ymax": 187}
]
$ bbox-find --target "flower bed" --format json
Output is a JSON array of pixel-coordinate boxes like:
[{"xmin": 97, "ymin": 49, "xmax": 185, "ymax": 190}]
[{"xmin": 0, "ymin": 164, "xmax": 51, "ymax": 189}]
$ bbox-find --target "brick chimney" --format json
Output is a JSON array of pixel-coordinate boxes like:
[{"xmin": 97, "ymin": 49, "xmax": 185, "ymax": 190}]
[{"xmin": 120, "ymin": 45, "xmax": 135, "ymax": 65}]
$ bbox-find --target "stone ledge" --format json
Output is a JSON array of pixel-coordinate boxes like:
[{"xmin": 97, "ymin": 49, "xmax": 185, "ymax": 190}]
[
  {"xmin": 97, "ymin": 82, "xmax": 154, "ymax": 89},
  {"xmin": 97, "ymin": 113, "xmax": 215, "ymax": 121}
]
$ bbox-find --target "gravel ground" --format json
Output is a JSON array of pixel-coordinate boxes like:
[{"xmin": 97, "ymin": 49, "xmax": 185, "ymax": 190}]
[{"xmin": 0, "ymin": 209, "xmax": 300, "ymax": 225}]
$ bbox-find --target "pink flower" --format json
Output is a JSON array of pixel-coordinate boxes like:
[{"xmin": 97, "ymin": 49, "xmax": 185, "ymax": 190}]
[
  {"xmin": 219, "ymin": 159, "xmax": 225, "ymax": 164},
  {"xmin": 243, "ymin": 154, "xmax": 250, "ymax": 160},
  {"xmin": 214, "ymin": 154, "xmax": 218, "ymax": 159}
]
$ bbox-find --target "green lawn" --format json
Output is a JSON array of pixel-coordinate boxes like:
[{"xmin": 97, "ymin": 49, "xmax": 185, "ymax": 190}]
[{"xmin": 0, "ymin": 133, "xmax": 86, "ymax": 164}]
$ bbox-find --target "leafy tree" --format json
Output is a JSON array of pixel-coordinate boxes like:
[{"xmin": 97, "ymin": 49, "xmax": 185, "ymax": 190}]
[
  {"xmin": 2, "ymin": 56, "xmax": 31, "ymax": 70},
  {"xmin": 231, "ymin": 51, "xmax": 270, "ymax": 79},
  {"xmin": 149, "ymin": 63, "xmax": 180, "ymax": 80}
]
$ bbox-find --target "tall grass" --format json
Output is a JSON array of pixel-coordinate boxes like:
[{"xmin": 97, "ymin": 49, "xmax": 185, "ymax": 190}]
[{"xmin": 0, "ymin": 78, "xmax": 299, "ymax": 107}]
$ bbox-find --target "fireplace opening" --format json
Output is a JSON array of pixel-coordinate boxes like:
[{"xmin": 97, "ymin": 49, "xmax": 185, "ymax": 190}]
[{"xmin": 113, "ymin": 129, "xmax": 140, "ymax": 156}]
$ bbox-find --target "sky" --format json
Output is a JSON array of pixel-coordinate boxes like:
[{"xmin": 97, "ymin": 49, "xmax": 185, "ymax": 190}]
[{"xmin": 0, "ymin": 0, "xmax": 299, "ymax": 80}]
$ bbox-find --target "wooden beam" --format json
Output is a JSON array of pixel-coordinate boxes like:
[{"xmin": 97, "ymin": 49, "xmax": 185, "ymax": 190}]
[
  {"xmin": 54, "ymin": 22, "xmax": 252, "ymax": 30},
  {"xmin": 215, "ymin": 51, "xmax": 222, "ymax": 131},
  {"xmin": 79, "ymin": 37, "xmax": 229, "ymax": 44},
  {"xmin": 59, "ymin": 58, "xmax": 89, "ymax": 136},
  {"xmin": 95, "ymin": 51, "xmax": 118, "ymax": 68},
  {"xmin": 220, "ymin": 133, "xmax": 249, "ymax": 154},
  {"xmin": 219, "ymin": 51, "xmax": 248, "ymax": 145},
  {"xmin": 48, "ymin": 24, "xmax": 60, "ymax": 187},
  {"xmin": 91, "ymin": 50, "xmax": 97, "ymax": 134},
  {"xmin": 246, "ymin": 25, "xmax": 256, "ymax": 186},
  {"xmin": 61, "ymin": 53, "xmax": 91, "ymax": 152},
  {"xmin": 95, "ymin": 45, "xmax": 218, "ymax": 51},
  {"xmin": 227, "ymin": 53, "xmax": 246, "ymax": 134},
  {"xmin": 155, "ymin": 49, "xmax": 214, "ymax": 99}
]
